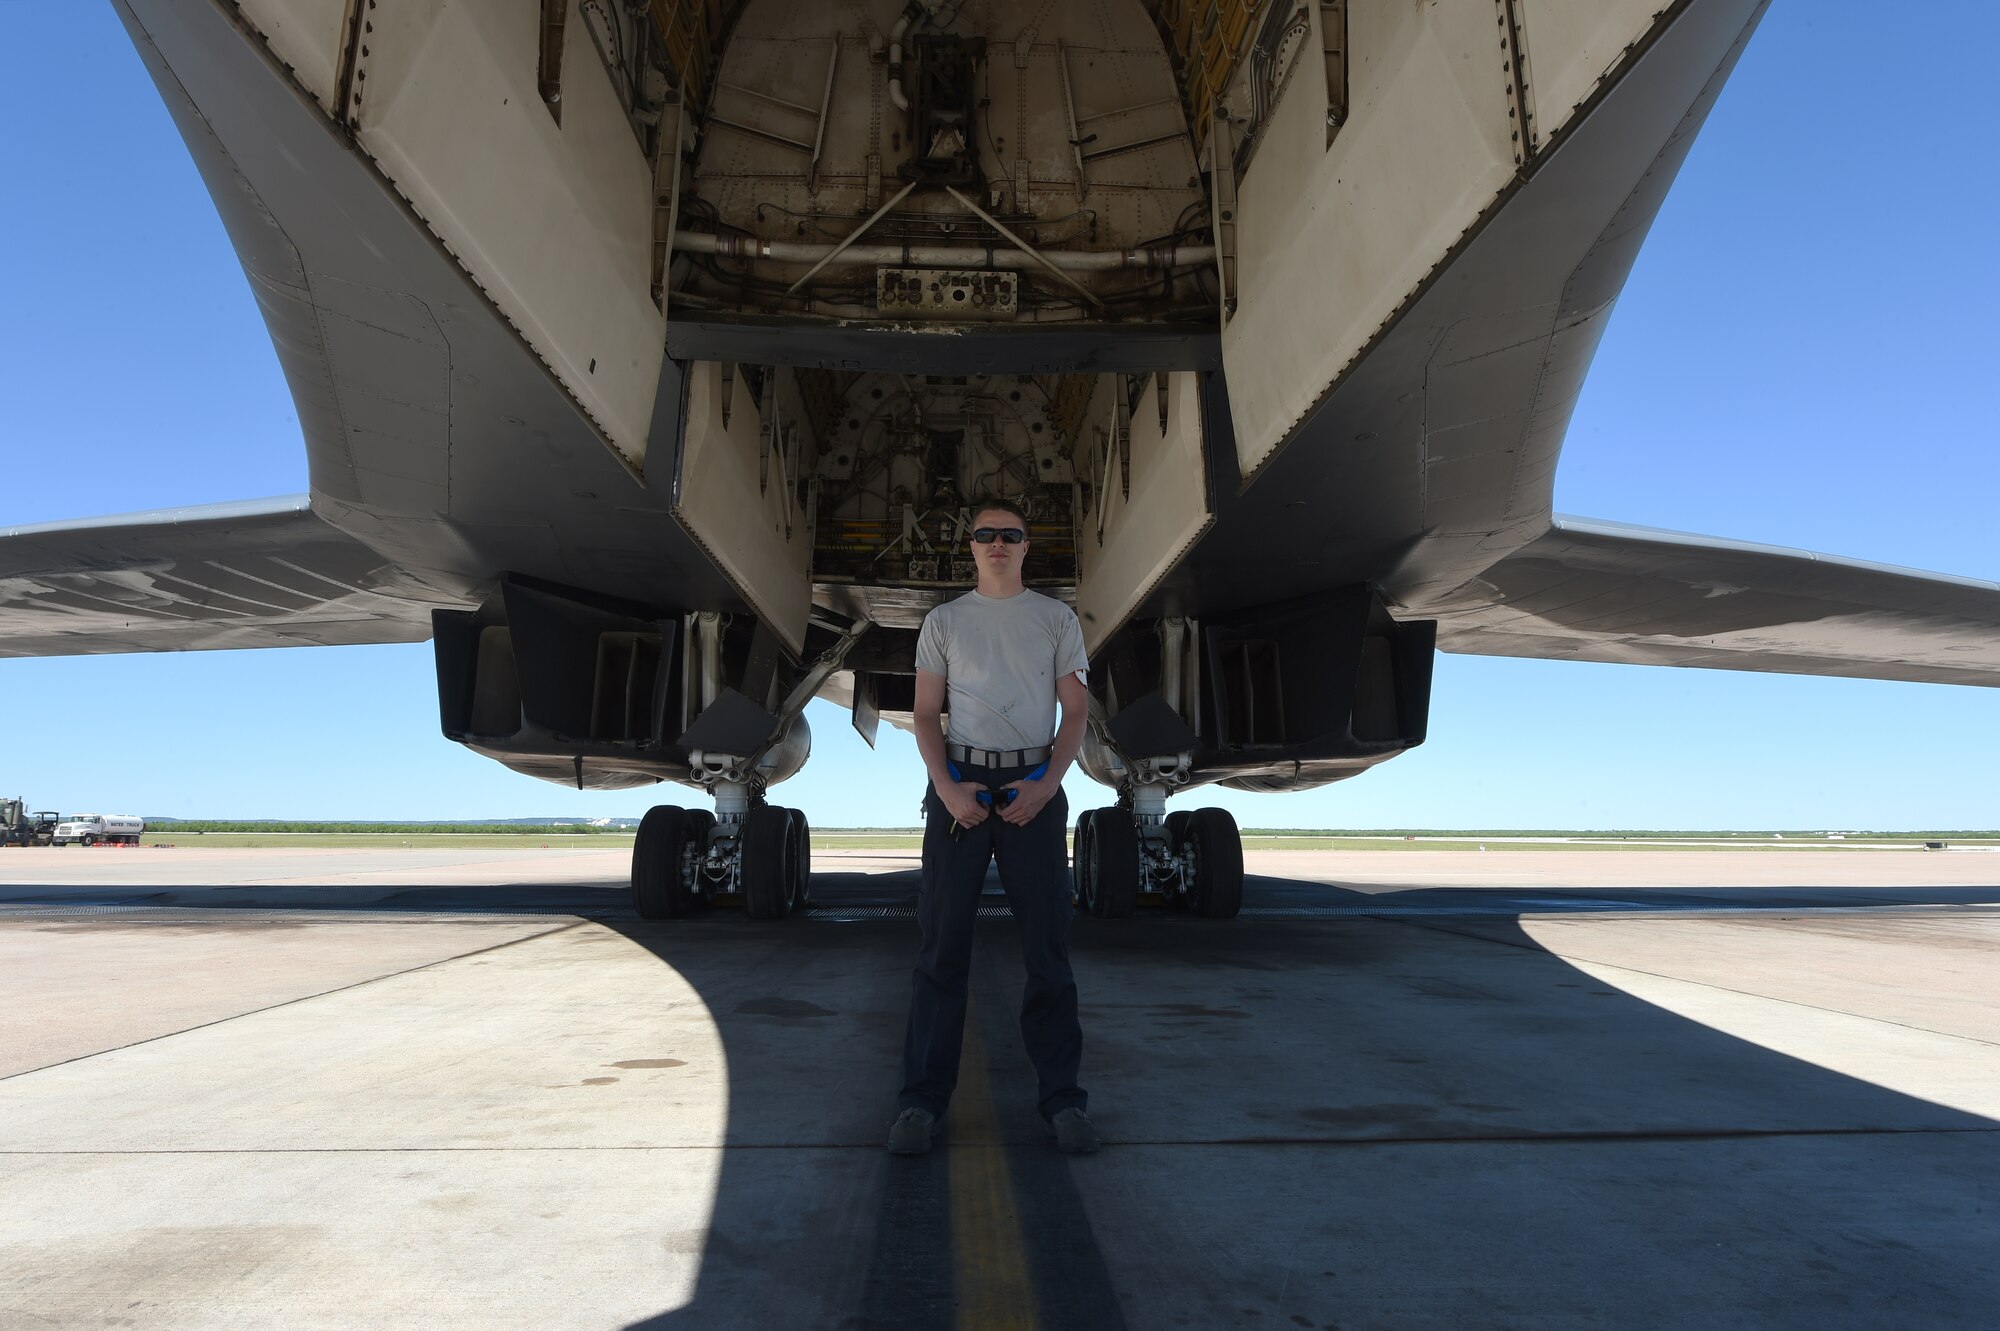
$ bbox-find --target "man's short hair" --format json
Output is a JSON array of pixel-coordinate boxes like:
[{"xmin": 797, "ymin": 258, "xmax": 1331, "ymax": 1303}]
[{"xmin": 969, "ymin": 496, "xmax": 1030, "ymax": 529}]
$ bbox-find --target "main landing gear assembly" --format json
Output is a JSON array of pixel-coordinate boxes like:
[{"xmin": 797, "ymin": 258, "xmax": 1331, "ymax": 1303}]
[
  {"xmin": 630, "ymin": 612, "xmax": 870, "ymax": 921},
  {"xmin": 1073, "ymin": 763, "xmax": 1244, "ymax": 920},
  {"xmin": 629, "ymin": 720, "xmax": 818, "ymax": 920},
  {"xmin": 631, "ymin": 786, "xmax": 813, "ymax": 920}
]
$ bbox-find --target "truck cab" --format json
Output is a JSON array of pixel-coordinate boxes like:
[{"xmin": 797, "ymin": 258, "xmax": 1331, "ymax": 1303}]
[
  {"xmin": 0, "ymin": 798, "xmax": 29, "ymax": 847},
  {"xmin": 52, "ymin": 814, "xmax": 144, "ymax": 847}
]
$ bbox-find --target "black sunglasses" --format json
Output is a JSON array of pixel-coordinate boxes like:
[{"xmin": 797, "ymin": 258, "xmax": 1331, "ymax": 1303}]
[{"xmin": 970, "ymin": 527, "xmax": 1026, "ymax": 545}]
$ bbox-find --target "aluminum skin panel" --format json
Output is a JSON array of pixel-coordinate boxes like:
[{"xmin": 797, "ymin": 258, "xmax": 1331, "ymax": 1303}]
[
  {"xmin": 231, "ymin": 0, "xmax": 345, "ymax": 116},
  {"xmin": 1517, "ymin": 0, "xmax": 1676, "ymax": 142},
  {"xmin": 672, "ymin": 363, "xmax": 812, "ymax": 655},
  {"xmin": 1074, "ymin": 372, "xmax": 1213, "ymax": 656},
  {"xmin": 352, "ymin": 0, "xmax": 667, "ymax": 470},
  {"xmin": 1221, "ymin": 1, "xmax": 1519, "ymax": 478}
]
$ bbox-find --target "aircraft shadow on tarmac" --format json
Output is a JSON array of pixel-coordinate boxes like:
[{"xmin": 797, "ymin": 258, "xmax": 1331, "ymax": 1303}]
[
  {"xmin": 593, "ymin": 867, "xmax": 2000, "ymax": 1331},
  {"xmin": 4, "ymin": 867, "xmax": 1994, "ymax": 1327}
]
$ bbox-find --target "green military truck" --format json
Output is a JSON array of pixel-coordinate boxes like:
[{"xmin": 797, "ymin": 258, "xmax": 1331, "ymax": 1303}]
[{"xmin": 1, "ymin": 798, "xmax": 61, "ymax": 848}]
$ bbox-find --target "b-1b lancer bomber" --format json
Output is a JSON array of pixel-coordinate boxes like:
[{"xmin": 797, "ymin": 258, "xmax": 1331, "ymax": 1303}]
[{"xmin": 4, "ymin": 0, "xmax": 1997, "ymax": 918}]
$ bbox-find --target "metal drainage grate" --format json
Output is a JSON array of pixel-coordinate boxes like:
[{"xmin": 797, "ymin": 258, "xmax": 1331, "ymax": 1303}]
[{"xmin": 800, "ymin": 904, "xmax": 1013, "ymax": 920}]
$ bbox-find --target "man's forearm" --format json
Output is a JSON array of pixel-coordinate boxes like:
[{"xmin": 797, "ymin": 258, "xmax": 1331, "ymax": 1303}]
[
  {"xmin": 1041, "ymin": 700, "xmax": 1088, "ymax": 787},
  {"xmin": 913, "ymin": 712, "xmax": 957, "ymax": 789}
]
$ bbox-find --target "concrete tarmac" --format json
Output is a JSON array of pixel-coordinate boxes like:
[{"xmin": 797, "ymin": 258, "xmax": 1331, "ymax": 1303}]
[{"xmin": 1, "ymin": 845, "xmax": 1996, "ymax": 1329}]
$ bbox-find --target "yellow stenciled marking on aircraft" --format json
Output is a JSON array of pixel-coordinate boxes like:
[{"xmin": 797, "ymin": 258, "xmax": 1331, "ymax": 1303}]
[{"xmin": 950, "ymin": 998, "xmax": 1040, "ymax": 1331}]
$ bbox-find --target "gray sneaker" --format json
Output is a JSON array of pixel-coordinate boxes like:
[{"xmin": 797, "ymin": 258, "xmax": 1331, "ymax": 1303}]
[
  {"xmin": 887, "ymin": 1107, "xmax": 938, "ymax": 1155},
  {"xmin": 1045, "ymin": 1107, "xmax": 1101, "ymax": 1155}
]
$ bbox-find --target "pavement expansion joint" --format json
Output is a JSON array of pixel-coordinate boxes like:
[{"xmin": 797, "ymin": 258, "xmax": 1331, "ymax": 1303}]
[
  {"xmin": 0, "ymin": 1144, "xmax": 896, "ymax": 1155},
  {"xmin": 7, "ymin": 901, "xmax": 1994, "ymax": 923},
  {"xmin": 6, "ymin": 1125, "xmax": 1994, "ymax": 1159},
  {"xmin": 0, "ymin": 918, "xmax": 589, "ymax": 1085},
  {"xmin": 1089, "ymin": 1124, "xmax": 2000, "ymax": 1148},
  {"xmin": 0, "ymin": 904, "xmax": 607, "ymax": 923}
]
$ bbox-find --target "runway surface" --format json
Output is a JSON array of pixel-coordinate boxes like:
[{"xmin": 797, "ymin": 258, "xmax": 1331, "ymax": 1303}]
[{"xmin": 2, "ymin": 845, "xmax": 1996, "ymax": 1329}]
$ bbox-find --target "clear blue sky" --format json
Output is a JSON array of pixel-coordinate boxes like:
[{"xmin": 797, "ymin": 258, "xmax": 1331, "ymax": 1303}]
[{"xmin": 2, "ymin": 4, "xmax": 1995, "ymax": 828}]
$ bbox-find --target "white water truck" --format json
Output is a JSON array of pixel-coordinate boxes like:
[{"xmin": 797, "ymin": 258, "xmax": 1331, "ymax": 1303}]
[{"xmin": 51, "ymin": 814, "xmax": 145, "ymax": 847}]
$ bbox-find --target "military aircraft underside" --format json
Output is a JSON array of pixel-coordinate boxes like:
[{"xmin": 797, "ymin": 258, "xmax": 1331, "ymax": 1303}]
[{"xmin": 4, "ymin": 0, "xmax": 1998, "ymax": 920}]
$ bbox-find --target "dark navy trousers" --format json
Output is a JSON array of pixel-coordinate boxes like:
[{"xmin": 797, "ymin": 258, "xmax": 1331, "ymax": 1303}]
[{"xmin": 898, "ymin": 762, "xmax": 1086, "ymax": 1122}]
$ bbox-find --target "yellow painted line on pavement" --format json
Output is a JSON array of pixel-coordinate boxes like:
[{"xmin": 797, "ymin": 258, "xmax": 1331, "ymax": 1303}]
[{"xmin": 950, "ymin": 999, "xmax": 1040, "ymax": 1331}]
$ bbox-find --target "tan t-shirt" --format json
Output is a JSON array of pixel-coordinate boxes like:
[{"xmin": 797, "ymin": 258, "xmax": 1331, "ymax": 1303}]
[{"xmin": 915, "ymin": 589, "xmax": 1089, "ymax": 752}]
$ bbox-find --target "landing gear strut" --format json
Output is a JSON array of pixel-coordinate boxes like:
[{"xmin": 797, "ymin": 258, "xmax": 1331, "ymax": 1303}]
[{"xmin": 1073, "ymin": 757, "xmax": 1243, "ymax": 919}]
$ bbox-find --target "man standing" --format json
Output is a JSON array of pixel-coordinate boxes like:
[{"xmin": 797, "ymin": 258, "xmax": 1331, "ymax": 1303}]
[{"xmin": 888, "ymin": 497, "xmax": 1100, "ymax": 1156}]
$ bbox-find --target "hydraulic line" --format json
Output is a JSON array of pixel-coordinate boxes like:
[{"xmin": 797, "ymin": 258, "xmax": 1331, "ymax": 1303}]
[{"xmin": 675, "ymin": 232, "xmax": 1215, "ymax": 273}]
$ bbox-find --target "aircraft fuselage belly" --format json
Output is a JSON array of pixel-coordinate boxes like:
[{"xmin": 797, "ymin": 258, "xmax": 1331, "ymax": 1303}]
[{"xmin": 111, "ymin": 0, "xmax": 1773, "ymax": 792}]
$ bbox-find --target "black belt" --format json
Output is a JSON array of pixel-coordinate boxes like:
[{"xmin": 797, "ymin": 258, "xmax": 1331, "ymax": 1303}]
[{"xmin": 947, "ymin": 742, "xmax": 1052, "ymax": 769}]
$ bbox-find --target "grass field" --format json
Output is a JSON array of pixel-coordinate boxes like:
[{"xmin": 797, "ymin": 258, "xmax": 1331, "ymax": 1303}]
[
  {"xmin": 134, "ymin": 833, "xmax": 638, "ymax": 850},
  {"xmin": 126, "ymin": 831, "xmax": 2000, "ymax": 852}
]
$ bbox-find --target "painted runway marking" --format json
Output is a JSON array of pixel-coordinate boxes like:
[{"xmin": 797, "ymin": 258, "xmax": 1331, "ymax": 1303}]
[{"xmin": 950, "ymin": 997, "xmax": 1039, "ymax": 1331}]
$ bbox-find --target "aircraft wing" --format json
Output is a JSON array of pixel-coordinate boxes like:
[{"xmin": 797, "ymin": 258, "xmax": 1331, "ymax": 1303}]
[
  {"xmin": 1425, "ymin": 516, "xmax": 2000, "ymax": 688},
  {"xmin": 0, "ymin": 497, "xmax": 444, "ymax": 658}
]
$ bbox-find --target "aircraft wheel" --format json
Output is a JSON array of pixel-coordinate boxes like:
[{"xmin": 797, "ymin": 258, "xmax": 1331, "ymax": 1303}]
[
  {"xmin": 1083, "ymin": 808, "xmax": 1140, "ymax": 919},
  {"xmin": 632, "ymin": 805, "xmax": 697, "ymax": 919},
  {"xmin": 1188, "ymin": 807, "xmax": 1244, "ymax": 920},
  {"xmin": 784, "ymin": 807, "xmax": 813, "ymax": 911},
  {"xmin": 1071, "ymin": 810, "xmax": 1095, "ymax": 911},
  {"xmin": 739, "ymin": 803, "xmax": 792, "ymax": 920}
]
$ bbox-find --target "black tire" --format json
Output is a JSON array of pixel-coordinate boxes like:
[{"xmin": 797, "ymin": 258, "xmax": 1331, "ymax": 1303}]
[
  {"xmin": 80, "ymin": 835, "xmax": 95, "ymax": 848},
  {"xmin": 784, "ymin": 808, "xmax": 813, "ymax": 911},
  {"xmin": 1071, "ymin": 810, "xmax": 1095, "ymax": 911},
  {"xmin": 632, "ymin": 805, "xmax": 696, "ymax": 919},
  {"xmin": 1084, "ymin": 807, "xmax": 1140, "ymax": 918},
  {"xmin": 1188, "ymin": 806, "xmax": 1244, "ymax": 920},
  {"xmin": 739, "ymin": 803, "xmax": 792, "ymax": 920}
]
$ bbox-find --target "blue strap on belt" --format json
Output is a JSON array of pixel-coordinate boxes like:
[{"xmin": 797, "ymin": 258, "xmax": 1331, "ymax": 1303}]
[{"xmin": 950, "ymin": 759, "xmax": 1048, "ymax": 806}]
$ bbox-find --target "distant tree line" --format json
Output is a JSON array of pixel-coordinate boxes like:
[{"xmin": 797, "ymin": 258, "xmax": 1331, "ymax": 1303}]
[
  {"xmin": 139, "ymin": 822, "xmax": 1992, "ymax": 838},
  {"xmin": 148, "ymin": 821, "xmax": 635, "ymax": 835}
]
